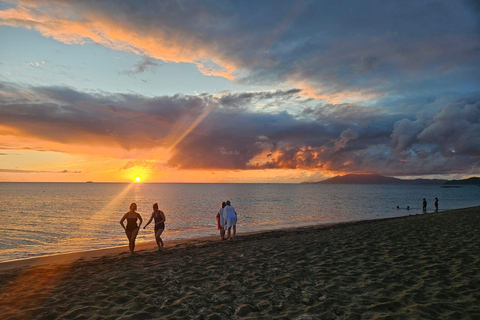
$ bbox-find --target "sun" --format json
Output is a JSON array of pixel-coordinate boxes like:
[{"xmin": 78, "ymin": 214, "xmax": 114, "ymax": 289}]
[{"xmin": 134, "ymin": 176, "xmax": 142, "ymax": 182}]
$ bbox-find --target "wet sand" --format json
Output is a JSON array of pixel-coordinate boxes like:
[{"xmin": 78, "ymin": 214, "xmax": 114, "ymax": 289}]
[{"xmin": 1, "ymin": 206, "xmax": 479, "ymax": 319}]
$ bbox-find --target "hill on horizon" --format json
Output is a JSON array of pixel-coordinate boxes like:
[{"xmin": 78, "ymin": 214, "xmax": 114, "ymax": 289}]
[
  {"xmin": 303, "ymin": 173, "xmax": 451, "ymax": 184},
  {"xmin": 444, "ymin": 177, "xmax": 480, "ymax": 185}
]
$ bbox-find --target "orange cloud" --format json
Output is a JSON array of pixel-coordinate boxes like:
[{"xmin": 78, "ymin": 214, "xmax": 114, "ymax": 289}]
[
  {"xmin": 296, "ymin": 81, "xmax": 381, "ymax": 104},
  {"xmin": 0, "ymin": 2, "xmax": 239, "ymax": 80},
  {"xmin": 0, "ymin": 1, "xmax": 372, "ymax": 103}
]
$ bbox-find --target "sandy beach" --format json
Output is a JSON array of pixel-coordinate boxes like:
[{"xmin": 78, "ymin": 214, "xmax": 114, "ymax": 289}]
[{"xmin": 1, "ymin": 207, "xmax": 479, "ymax": 320}]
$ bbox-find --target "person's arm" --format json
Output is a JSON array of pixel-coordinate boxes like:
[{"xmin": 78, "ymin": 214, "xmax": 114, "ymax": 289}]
[
  {"xmin": 144, "ymin": 213, "xmax": 154, "ymax": 229},
  {"xmin": 119, "ymin": 213, "xmax": 127, "ymax": 230},
  {"xmin": 137, "ymin": 213, "xmax": 143, "ymax": 229}
]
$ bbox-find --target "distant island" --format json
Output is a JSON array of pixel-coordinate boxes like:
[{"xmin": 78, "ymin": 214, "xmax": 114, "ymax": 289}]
[
  {"xmin": 302, "ymin": 173, "xmax": 480, "ymax": 185},
  {"xmin": 444, "ymin": 177, "xmax": 480, "ymax": 185}
]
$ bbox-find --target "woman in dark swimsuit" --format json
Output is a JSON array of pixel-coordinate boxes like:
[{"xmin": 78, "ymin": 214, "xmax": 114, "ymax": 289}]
[
  {"xmin": 120, "ymin": 203, "xmax": 143, "ymax": 254},
  {"xmin": 144, "ymin": 203, "xmax": 166, "ymax": 250}
]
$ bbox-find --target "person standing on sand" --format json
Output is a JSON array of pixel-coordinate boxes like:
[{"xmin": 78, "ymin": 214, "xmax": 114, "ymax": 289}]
[
  {"xmin": 216, "ymin": 202, "xmax": 226, "ymax": 240},
  {"xmin": 120, "ymin": 203, "xmax": 143, "ymax": 254},
  {"xmin": 422, "ymin": 198, "xmax": 427, "ymax": 211},
  {"xmin": 434, "ymin": 197, "xmax": 439, "ymax": 211},
  {"xmin": 144, "ymin": 203, "xmax": 166, "ymax": 250},
  {"xmin": 223, "ymin": 200, "xmax": 237, "ymax": 240}
]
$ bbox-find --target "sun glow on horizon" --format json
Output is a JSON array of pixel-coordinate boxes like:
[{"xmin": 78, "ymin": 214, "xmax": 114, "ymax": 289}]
[{"xmin": 134, "ymin": 176, "xmax": 142, "ymax": 182}]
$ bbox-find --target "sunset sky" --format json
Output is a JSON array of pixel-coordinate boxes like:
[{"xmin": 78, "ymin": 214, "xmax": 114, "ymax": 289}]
[{"xmin": 1, "ymin": 0, "xmax": 479, "ymax": 182}]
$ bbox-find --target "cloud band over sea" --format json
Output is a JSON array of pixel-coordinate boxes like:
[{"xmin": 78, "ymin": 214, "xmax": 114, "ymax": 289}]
[{"xmin": 1, "ymin": 82, "xmax": 479, "ymax": 176}]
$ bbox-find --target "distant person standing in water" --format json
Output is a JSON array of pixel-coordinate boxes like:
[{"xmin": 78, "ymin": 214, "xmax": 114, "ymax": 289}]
[
  {"xmin": 120, "ymin": 203, "xmax": 143, "ymax": 254},
  {"xmin": 216, "ymin": 202, "xmax": 226, "ymax": 240},
  {"xmin": 223, "ymin": 200, "xmax": 237, "ymax": 240},
  {"xmin": 422, "ymin": 198, "xmax": 427, "ymax": 211},
  {"xmin": 144, "ymin": 203, "xmax": 166, "ymax": 250},
  {"xmin": 434, "ymin": 197, "xmax": 439, "ymax": 211}
]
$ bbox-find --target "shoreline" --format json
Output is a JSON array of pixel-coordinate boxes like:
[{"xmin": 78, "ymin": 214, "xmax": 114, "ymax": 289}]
[
  {"xmin": 0, "ymin": 206, "xmax": 472, "ymax": 271},
  {"xmin": 0, "ymin": 219, "xmax": 361, "ymax": 271},
  {"xmin": 1, "ymin": 205, "xmax": 479, "ymax": 319}
]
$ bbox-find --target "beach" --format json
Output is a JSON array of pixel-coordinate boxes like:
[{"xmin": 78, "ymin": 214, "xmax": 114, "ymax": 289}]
[{"xmin": 1, "ymin": 207, "xmax": 479, "ymax": 320}]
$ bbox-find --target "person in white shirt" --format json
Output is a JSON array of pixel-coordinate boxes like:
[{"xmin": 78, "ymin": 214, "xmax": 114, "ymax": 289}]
[{"xmin": 223, "ymin": 200, "xmax": 237, "ymax": 240}]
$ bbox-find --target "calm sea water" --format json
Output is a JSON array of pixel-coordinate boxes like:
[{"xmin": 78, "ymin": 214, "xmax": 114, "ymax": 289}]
[{"xmin": 1, "ymin": 182, "xmax": 479, "ymax": 262}]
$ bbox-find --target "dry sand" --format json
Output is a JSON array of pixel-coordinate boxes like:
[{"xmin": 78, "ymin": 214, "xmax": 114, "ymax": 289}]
[{"xmin": 1, "ymin": 207, "xmax": 479, "ymax": 320}]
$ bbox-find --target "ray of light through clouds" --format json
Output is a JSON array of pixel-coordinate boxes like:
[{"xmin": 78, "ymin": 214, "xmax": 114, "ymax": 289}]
[{"xmin": 0, "ymin": 0, "xmax": 480, "ymax": 182}]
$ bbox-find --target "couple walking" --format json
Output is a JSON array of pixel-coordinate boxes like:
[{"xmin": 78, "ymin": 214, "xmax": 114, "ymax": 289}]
[
  {"xmin": 216, "ymin": 200, "xmax": 237, "ymax": 240},
  {"xmin": 422, "ymin": 197, "xmax": 439, "ymax": 212},
  {"xmin": 119, "ymin": 202, "xmax": 166, "ymax": 254}
]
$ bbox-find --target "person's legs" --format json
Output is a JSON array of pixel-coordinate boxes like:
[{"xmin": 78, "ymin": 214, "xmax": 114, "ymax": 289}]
[
  {"xmin": 232, "ymin": 225, "xmax": 236, "ymax": 240},
  {"xmin": 125, "ymin": 230, "xmax": 133, "ymax": 252},
  {"xmin": 220, "ymin": 226, "xmax": 225, "ymax": 239},
  {"xmin": 154, "ymin": 229, "xmax": 161, "ymax": 248},
  {"xmin": 155, "ymin": 229, "xmax": 164, "ymax": 248},
  {"xmin": 227, "ymin": 226, "xmax": 231, "ymax": 240},
  {"xmin": 130, "ymin": 227, "xmax": 139, "ymax": 254}
]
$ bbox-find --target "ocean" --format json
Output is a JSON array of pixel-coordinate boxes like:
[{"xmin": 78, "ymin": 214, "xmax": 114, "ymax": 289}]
[{"xmin": 1, "ymin": 182, "xmax": 479, "ymax": 262}]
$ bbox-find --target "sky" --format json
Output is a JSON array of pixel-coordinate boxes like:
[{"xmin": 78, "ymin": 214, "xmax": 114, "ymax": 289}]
[{"xmin": 0, "ymin": 0, "xmax": 479, "ymax": 183}]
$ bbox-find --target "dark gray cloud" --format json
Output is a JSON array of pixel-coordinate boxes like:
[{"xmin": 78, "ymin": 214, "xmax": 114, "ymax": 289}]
[
  {"xmin": 391, "ymin": 100, "xmax": 480, "ymax": 159},
  {"xmin": 1, "ymin": 83, "xmax": 479, "ymax": 176},
  {"xmin": 0, "ymin": 83, "xmax": 305, "ymax": 152},
  {"xmin": 0, "ymin": 145, "xmax": 64, "ymax": 153},
  {"xmin": 0, "ymin": 168, "xmax": 81, "ymax": 173},
  {"xmin": 0, "ymin": 169, "xmax": 49, "ymax": 173},
  {"xmin": 1, "ymin": 1, "xmax": 479, "ymax": 177},
  {"xmin": 120, "ymin": 57, "xmax": 162, "ymax": 76},
  {"xmin": 218, "ymin": 89, "xmax": 304, "ymax": 109},
  {"xmin": 2, "ymin": 0, "xmax": 478, "ymax": 106},
  {"xmin": 58, "ymin": 170, "xmax": 82, "ymax": 173}
]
